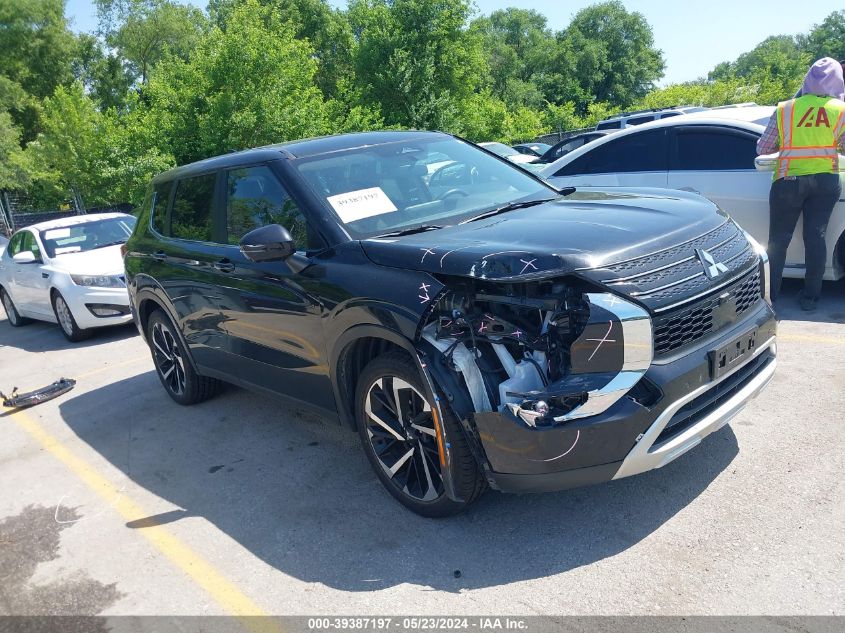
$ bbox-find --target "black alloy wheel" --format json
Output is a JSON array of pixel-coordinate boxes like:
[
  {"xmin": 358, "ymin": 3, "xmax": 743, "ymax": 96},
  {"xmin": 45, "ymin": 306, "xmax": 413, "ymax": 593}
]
[
  {"xmin": 151, "ymin": 318, "xmax": 187, "ymax": 397},
  {"xmin": 364, "ymin": 374, "xmax": 444, "ymax": 502},
  {"xmin": 146, "ymin": 310, "xmax": 220, "ymax": 405},
  {"xmin": 355, "ymin": 352, "xmax": 486, "ymax": 517}
]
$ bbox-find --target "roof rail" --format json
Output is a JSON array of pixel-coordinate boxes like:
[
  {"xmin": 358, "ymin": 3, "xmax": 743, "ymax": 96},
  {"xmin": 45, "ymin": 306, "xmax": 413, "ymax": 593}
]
[{"xmin": 600, "ymin": 105, "xmax": 706, "ymax": 121}]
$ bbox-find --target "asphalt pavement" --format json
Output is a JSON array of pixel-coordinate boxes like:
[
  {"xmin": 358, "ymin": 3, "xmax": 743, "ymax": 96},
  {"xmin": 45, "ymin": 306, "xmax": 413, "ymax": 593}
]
[{"xmin": 0, "ymin": 278, "xmax": 843, "ymax": 617}]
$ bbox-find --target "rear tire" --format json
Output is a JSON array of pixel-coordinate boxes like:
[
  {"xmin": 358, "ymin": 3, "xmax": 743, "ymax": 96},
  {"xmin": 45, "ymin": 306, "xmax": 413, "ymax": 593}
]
[
  {"xmin": 0, "ymin": 287, "xmax": 31, "ymax": 327},
  {"xmin": 147, "ymin": 309, "xmax": 220, "ymax": 405},
  {"xmin": 52, "ymin": 291, "xmax": 91, "ymax": 342},
  {"xmin": 355, "ymin": 351, "xmax": 486, "ymax": 517}
]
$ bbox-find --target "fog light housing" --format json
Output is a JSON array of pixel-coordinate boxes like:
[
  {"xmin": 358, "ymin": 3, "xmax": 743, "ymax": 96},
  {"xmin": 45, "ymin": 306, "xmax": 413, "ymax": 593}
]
[{"xmin": 86, "ymin": 303, "xmax": 129, "ymax": 318}]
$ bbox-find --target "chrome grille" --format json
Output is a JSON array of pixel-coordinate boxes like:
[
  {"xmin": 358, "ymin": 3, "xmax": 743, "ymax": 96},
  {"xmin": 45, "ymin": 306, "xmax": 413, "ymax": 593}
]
[
  {"xmin": 652, "ymin": 269, "xmax": 762, "ymax": 356},
  {"xmin": 604, "ymin": 222, "xmax": 736, "ymax": 276},
  {"xmin": 601, "ymin": 221, "xmax": 756, "ymax": 311}
]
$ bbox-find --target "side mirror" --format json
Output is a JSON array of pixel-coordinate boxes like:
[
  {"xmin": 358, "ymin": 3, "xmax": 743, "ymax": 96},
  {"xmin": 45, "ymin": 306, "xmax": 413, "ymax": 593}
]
[
  {"xmin": 12, "ymin": 251, "xmax": 37, "ymax": 264},
  {"xmin": 239, "ymin": 224, "xmax": 295, "ymax": 263}
]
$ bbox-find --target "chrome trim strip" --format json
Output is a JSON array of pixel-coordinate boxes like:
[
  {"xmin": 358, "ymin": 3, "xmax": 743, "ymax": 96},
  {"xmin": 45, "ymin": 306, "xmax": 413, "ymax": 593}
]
[
  {"xmin": 604, "ymin": 230, "xmax": 743, "ymax": 284},
  {"xmin": 612, "ymin": 336, "xmax": 776, "ymax": 480},
  {"xmin": 652, "ymin": 263, "xmax": 759, "ymax": 313},
  {"xmin": 552, "ymin": 293, "xmax": 653, "ymax": 423},
  {"xmin": 604, "ymin": 255, "xmax": 696, "ymax": 283},
  {"xmin": 590, "ymin": 220, "xmax": 732, "ymax": 277},
  {"xmin": 628, "ymin": 270, "xmax": 706, "ymax": 297}
]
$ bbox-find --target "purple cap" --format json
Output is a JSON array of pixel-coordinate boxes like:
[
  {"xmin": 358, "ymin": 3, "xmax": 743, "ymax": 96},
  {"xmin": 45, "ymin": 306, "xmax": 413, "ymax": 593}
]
[{"xmin": 800, "ymin": 57, "xmax": 845, "ymax": 100}]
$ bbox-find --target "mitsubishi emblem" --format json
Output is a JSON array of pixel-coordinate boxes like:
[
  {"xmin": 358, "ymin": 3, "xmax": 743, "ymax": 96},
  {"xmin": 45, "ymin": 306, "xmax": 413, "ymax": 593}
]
[{"xmin": 696, "ymin": 248, "xmax": 728, "ymax": 279}]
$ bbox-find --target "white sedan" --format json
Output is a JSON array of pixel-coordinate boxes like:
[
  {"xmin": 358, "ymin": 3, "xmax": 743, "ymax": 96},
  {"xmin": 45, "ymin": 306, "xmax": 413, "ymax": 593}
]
[
  {"xmin": 541, "ymin": 106, "xmax": 845, "ymax": 281},
  {"xmin": 0, "ymin": 213, "xmax": 136, "ymax": 341}
]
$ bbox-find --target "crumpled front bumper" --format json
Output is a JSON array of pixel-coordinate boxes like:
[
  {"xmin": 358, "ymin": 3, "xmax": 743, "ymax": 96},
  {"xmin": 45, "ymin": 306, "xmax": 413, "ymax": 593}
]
[{"xmin": 471, "ymin": 301, "xmax": 777, "ymax": 493}]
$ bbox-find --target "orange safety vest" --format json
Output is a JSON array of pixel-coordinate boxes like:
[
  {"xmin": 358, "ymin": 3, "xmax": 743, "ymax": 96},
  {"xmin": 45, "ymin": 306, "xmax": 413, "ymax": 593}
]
[{"xmin": 775, "ymin": 94, "xmax": 845, "ymax": 179}]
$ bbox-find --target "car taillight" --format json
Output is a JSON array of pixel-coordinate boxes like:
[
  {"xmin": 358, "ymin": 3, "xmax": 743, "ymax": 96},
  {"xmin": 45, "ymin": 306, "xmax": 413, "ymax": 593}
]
[{"xmin": 120, "ymin": 244, "xmax": 128, "ymax": 258}]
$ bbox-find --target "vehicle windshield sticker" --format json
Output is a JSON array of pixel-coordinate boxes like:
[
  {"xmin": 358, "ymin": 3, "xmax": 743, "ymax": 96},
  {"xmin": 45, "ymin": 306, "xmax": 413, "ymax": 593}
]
[
  {"xmin": 327, "ymin": 187, "xmax": 398, "ymax": 223},
  {"xmin": 43, "ymin": 228, "xmax": 71, "ymax": 240},
  {"xmin": 54, "ymin": 246, "xmax": 82, "ymax": 255}
]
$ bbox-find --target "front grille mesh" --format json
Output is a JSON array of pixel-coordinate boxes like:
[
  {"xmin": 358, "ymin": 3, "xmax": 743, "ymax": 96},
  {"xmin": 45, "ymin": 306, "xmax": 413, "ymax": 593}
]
[
  {"xmin": 653, "ymin": 269, "xmax": 762, "ymax": 356},
  {"xmin": 605, "ymin": 222, "xmax": 736, "ymax": 276},
  {"xmin": 601, "ymin": 221, "xmax": 755, "ymax": 310}
]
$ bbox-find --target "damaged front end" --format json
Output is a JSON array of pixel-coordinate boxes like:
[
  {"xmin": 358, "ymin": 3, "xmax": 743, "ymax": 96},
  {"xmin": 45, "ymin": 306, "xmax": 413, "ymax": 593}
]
[{"xmin": 415, "ymin": 275, "xmax": 657, "ymax": 491}]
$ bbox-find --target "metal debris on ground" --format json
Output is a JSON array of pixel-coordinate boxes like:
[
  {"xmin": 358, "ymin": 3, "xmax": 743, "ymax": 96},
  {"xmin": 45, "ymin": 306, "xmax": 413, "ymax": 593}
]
[{"xmin": 1, "ymin": 378, "xmax": 76, "ymax": 409}]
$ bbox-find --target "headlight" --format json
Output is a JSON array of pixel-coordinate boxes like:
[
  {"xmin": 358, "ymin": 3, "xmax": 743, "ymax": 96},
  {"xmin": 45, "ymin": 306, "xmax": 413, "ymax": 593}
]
[{"xmin": 70, "ymin": 274, "xmax": 125, "ymax": 288}]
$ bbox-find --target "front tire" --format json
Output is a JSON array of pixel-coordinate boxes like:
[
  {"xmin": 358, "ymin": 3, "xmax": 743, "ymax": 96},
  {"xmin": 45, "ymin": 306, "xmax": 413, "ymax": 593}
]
[
  {"xmin": 146, "ymin": 310, "xmax": 220, "ymax": 405},
  {"xmin": 355, "ymin": 352, "xmax": 486, "ymax": 517},
  {"xmin": 52, "ymin": 291, "xmax": 91, "ymax": 342},
  {"xmin": 1, "ymin": 287, "xmax": 31, "ymax": 327}
]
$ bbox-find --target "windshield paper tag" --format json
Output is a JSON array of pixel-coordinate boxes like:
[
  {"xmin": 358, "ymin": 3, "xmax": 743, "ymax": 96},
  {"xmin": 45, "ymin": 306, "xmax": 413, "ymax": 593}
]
[
  {"xmin": 327, "ymin": 187, "xmax": 398, "ymax": 223},
  {"xmin": 43, "ymin": 228, "xmax": 71, "ymax": 240}
]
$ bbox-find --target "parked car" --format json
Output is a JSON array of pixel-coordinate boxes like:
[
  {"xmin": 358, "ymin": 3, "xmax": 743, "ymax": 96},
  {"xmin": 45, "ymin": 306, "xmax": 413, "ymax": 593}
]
[
  {"xmin": 125, "ymin": 131, "xmax": 776, "ymax": 516},
  {"xmin": 538, "ymin": 131, "xmax": 609, "ymax": 163},
  {"xmin": 0, "ymin": 213, "xmax": 136, "ymax": 340},
  {"xmin": 478, "ymin": 141, "xmax": 538, "ymax": 164},
  {"xmin": 512, "ymin": 142, "xmax": 552, "ymax": 158},
  {"xmin": 541, "ymin": 109, "xmax": 845, "ymax": 281},
  {"xmin": 595, "ymin": 106, "xmax": 709, "ymax": 131}
]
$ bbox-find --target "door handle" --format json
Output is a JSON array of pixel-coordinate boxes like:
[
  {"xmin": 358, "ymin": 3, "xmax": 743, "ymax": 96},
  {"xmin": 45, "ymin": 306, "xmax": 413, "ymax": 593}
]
[
  {"xmin": 679, "ymin": 186, "xmax": 701, "ymax": 195},
  {"xmin": 213, "ymin": 259, "xmax": 235, "ymax": 273},
  {"xmin": 152, "ymin": 251, "xmax": 168, "ymax": 261}
]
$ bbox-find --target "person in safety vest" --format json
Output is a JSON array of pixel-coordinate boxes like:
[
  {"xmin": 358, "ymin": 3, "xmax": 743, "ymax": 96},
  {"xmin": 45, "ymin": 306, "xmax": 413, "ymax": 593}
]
[{"xmin": 757, "ymin": 57, "xmax": 845, "ymax": 312}]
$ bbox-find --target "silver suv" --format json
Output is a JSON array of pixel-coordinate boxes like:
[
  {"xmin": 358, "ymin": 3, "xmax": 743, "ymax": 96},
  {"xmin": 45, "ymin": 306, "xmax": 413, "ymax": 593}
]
[{"xmin": 596, "ymin": 106, "xmax": 709, "ymax": 131}]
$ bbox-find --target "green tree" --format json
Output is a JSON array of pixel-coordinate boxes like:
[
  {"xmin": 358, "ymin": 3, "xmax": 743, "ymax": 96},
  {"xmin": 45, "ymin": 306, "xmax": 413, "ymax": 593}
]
[
  {"xmin": 800, "ymin": 10, "xmax": 845, "ymax": 62},
  {"xmin": 95, "ymin": 0, "xmax": 207, "ymax": 84},
  {"xmin": 142, "ymin": 0, "xmax": 332, "ymax": 165},
  {"xmin": 21, "ymin": 83, "xmax": 105, "ymax": 208},
  {"xmin": 550, "ymin": 1, "xmax": 665, "ymax": 110},
  {"xmin": 208, "ymin": 0, "xmax": 355, "ymax": 99},
  {"xmin": 349, "ymin": 0, "xmax": 487, "ymax": 130},
  {"xmin": 470, "ymin": 8, "xmax": 553, "ymax": 108},
  {"xmin": 72, "ymin": 34, "xmax": 135, "ymax": 111},
  {"xmin": 0, "ymin": 110, "xmax": 27, "ymax": 191},
  {"xmin": 0, "ymin": 0, "xmax": 77, "ymax": 141}
]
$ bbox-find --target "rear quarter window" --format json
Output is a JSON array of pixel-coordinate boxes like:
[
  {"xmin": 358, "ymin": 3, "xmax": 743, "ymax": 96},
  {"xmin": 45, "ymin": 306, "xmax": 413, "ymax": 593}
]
[{"xmin": 152, "ymin": 181, "xmax": 173, "ymax": 235}]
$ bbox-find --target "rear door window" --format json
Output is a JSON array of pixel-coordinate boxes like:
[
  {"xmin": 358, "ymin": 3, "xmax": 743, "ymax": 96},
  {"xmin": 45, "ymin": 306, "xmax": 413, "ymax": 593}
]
[
  {"xmin": 554, "ymin": 129, "xmax": 668, "ymax": 177},
  {"xmin": 672, "ymin": 127, "xmax": 759, "ymax": 171},
  {"xmin": 170, "ymin": 174, "xmax": 216, "ymax": 241}
]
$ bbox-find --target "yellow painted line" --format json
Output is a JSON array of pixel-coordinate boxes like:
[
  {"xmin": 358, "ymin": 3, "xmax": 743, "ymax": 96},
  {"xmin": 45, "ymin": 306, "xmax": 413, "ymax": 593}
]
[
  {"xmin": 73, "ymin": 355, "xmax": 150, "ymax": 381},
  {"xmin": 779, "ymin": 333, "xmax": 845, "ymax": 345},
  {"xmin": 7, "ymin": 408, "xmax": 282, "ymax": 633}
]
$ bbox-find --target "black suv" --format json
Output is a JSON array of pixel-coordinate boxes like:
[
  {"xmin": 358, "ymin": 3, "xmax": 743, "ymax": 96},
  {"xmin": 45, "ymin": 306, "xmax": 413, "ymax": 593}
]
[{"xmin": 125, "ymin": 131, "xmax": 777, "ymax": 517}]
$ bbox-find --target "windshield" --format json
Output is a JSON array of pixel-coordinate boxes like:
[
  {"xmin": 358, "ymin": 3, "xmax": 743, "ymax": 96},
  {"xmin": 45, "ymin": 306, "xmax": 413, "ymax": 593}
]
[
  {"xmin": 294, "ymin": 137, "xmax": 555, "ymax": 239},
  {"xmin": 39, "ymin": 216, "xmax": 137, "ymax": 258}
]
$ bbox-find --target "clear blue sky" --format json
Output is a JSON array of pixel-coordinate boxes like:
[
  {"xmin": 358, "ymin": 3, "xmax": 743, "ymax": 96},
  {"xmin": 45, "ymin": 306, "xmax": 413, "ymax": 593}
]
[{"xmin": 65, "ymin": 0, "xmax": 837, "ymax": 85}]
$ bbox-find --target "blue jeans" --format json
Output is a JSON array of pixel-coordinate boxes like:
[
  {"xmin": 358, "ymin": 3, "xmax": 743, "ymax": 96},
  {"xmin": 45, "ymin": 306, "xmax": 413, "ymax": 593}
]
[{"xmin": 767, "ymin": 173, "xmax": 841, "ymax": 301}]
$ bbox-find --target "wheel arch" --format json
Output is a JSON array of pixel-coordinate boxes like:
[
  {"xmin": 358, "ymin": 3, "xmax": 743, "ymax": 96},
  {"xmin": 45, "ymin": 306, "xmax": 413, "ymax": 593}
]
[
  {"xmin": 331, "ymin": 325, "xmax": 418, "ymax": 430},
  {"xmin": 134, "ymin": 285, "xmax": 201, "ymax": 373}
]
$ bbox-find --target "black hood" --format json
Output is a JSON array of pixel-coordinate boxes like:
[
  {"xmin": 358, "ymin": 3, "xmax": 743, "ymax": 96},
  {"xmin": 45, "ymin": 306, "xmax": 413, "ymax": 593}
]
[{"xmin": 360, "ymin": 189, "xmax": 729, "ymax": 282}]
